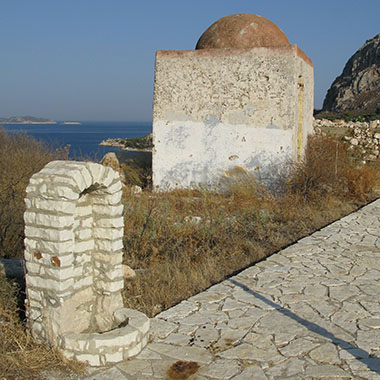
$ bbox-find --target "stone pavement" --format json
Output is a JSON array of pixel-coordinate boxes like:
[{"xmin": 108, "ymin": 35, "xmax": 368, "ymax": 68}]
[{"xmin": 65, "ymin": 199, "xmax": 380, "ymax": 379}]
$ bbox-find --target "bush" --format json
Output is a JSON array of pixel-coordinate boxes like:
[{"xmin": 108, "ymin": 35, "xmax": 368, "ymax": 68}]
[
  {"xmin": 286, "ymin": 133, "xmax": 378, "ymax": 201},
  {"xmin": 120, "ymin": 155, "xmax": 152, "ymax": 188},
  {"xmin": 0, "ymin": 127, "xmax": 68, "ymax": 258}
]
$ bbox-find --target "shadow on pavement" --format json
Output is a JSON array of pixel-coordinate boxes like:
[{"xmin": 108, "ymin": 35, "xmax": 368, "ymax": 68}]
[{"xmin": 229, "ymin": 278, "xmax": 380, "ymax": 375}]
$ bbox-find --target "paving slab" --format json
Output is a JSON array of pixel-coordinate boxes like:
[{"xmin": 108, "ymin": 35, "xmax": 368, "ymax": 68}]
[{"xmin": 51, "ymin": 199, "xmax": 380, "ymax": 379}]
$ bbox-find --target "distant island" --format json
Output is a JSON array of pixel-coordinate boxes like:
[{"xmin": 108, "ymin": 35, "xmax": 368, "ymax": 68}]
[
  {"xmin": 100, "ymin": 132, "xmax": 153, "ymax": 152},
  {"xmin": 61, "ymin": 121, "xmax": 81, "ymax": 125},
  {"xmin": 0, "ymin": 116, "xmax": 56, "ymax": 124}
]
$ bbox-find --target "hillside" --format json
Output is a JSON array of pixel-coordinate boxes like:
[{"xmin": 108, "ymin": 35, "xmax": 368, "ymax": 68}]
[
  {"xmin": 0, "ymin": 116, "xmax": 56, "ymax": 124},
  {"xmin": 100, "ymin": 133, "xmax": 153, "ymax": 151},
  {"xmin": 322, "ymin": 33, "xmax": 380, "ymax": 118}
]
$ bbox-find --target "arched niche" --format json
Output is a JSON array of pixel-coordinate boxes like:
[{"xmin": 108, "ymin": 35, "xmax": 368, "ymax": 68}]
[{"xmin": 24, "ymin": 161, "xmax": 149, "ymax": 366}]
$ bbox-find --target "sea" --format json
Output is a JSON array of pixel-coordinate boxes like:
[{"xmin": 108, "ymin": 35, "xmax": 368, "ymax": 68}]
[{"xmin": 1, "ymin": 121, "xmax": 152, "ymax": 162}]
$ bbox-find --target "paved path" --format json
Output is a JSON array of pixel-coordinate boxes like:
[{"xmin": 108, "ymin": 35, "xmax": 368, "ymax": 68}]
[{"xmin": 80, "ymin": 199, "xmax": 380, "ymax": 380}]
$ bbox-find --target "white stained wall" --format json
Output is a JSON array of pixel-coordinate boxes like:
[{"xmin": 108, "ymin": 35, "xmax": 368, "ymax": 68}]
[
  {"xmin": 152, "ymin": 46, "xmax": 313, "ymax": 190},
  {"xmin": 153, "ymin": 120, "xmax": 292, "ymax": 189}
]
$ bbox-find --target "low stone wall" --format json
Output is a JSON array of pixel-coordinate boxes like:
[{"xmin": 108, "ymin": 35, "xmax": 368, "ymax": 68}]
[
  {"xmin": 24, "ymin": 160, "xmax": 149, "ymax": 366},
  {"xmin": 314, "ymin": 118, "xmax": 380, "ymax": 162}
]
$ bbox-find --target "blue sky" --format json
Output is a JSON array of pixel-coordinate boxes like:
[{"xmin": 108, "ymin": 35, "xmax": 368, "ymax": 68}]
[{"xmin": 1, "ymin": 0, "xmax": 379, "ymax": 121}]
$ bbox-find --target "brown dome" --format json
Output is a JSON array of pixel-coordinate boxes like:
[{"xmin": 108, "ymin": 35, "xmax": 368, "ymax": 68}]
[{"xmin": 196, "ymin": 14, "xmax": 290, "ymax": 50}]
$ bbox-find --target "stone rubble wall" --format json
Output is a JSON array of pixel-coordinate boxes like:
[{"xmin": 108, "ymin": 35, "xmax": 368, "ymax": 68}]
[
  {"xmin": 24, "ymin": 161, "xmax": 149, "ymax": 366},
  {"xmin": 314, "ymin": 118, "xmax": 380, "ymax": 162}
]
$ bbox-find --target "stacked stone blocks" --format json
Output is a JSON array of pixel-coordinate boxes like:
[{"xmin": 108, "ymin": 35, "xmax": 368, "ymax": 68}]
[
  {"xmin": 61, "ymin": 308, "xmax": 150, "ymax": 366},
  {"xmin": 24, "ymin": 160, "xmax": 149, "ymax": 366}
]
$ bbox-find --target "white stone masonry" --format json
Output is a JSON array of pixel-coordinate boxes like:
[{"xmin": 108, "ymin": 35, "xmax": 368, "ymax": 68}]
[{"xmin": 24, "ymin": 161, "xmax": 149, "ymax": 366}]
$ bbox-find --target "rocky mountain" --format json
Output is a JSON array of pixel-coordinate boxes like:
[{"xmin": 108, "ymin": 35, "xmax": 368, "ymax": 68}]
[{"xmin": 323, "ymin": 33, "xmax": 380, "ymax": 115}]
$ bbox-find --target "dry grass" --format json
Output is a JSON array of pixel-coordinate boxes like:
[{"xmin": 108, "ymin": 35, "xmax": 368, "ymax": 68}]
[
  {"xmin": 120, "ymin": 154, "xmax": 152, "ymax": 188},
  {"xmin": 122, "ymin": 133, "xmax": 380, "ymax": 317},
  {"xmin": 287, "ymin": 134, "xmax": 379, "ymax": 201},
  {"xmin": 0, "ymin": 275, "xmax": 85, "ymax": 380},
  {"xmin": 0, "ymin": 128, "xmax": 82, "ymax": 379},
  {"xmin": 0, "ymin": 130, "xmax": 379, "ymax": 379},
  {"xmin": 0, "ymin": 127, "xmax": 69, "ymax": 258}
]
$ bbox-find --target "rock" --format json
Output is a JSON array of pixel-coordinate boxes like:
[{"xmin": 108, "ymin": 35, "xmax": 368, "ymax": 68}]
[
  {"xmin": 152, "ymin": 304, "xmax": 164, "ymax": 315},
  {"xmin": 131, "ymin": 185, "xmax": 142, "ymax": 194},
  {"xmin": 184, "ymin": 216, "xmax": 202, "ymax": 224},
  {"xmin": 323, "ymin": 33, "xmax": 380, "ymax": 114},
  {"xmin": 122, "ymin": 264, "xmax": 136, "ymax": 279},
  {"xmin": 100, "ymin": 152, "xmax": 120, "ymax": 172},
  {"xmin": 100, "ymin": 152, "xmax": 127, "ymax": 189},
  {"xmin": 309, "ymin": 343, "xmax": 340, "ymax": 364},
  {"xmin": 313, "ymin": 118, "xmax": 380, "ymax": 163}
]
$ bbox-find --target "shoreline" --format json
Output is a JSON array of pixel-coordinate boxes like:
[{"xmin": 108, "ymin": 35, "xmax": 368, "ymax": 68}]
[
  {"xmin": 0, "ymin": 121, "xmax": 57, "ymax": 125},
  {"xmin": 99, "ymin": 141, "xmax": 152, "ymax": 152},
  {"xmin": 122, "ymin": 147, "xmax": 152, "ymax": 152},
  {"xmin": 99, "ymin": 133, "xmax": 153, "ymax": 152}
]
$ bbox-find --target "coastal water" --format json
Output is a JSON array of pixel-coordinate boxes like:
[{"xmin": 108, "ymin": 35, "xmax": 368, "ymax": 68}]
[{"xmin": 1, "ymin": 121, "xmax": 152, "ymax": 162}]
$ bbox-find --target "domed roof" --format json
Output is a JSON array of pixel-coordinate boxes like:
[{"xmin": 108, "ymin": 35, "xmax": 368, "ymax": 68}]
[{"xmin": 196, "ymin": 14, "xmax": 290, "ymax": 50}]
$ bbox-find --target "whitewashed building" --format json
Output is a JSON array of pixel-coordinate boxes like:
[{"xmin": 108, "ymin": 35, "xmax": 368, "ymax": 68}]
[{"xmin": 152, "ymin": 14, "xmax": 314, "ymax": 190}]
